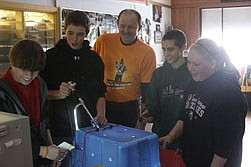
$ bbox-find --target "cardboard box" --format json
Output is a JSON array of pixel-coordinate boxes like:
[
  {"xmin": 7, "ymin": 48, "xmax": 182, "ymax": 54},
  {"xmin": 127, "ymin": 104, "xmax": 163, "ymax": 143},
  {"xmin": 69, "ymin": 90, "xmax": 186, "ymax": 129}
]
[
  {"xmin": 74, "ymin": 124, "xmax": 160, "ymax": 167},
  {"xmin": 0, "ymin": 112, "xmax": 33, "ymax": 167}
]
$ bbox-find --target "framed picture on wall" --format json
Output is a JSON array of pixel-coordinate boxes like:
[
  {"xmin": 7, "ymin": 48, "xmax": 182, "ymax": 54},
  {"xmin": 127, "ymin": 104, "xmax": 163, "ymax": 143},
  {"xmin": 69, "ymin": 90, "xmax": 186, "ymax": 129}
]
[
  {"xmin": 152, "ymin": 5, "xmax": 162, "ymax": 23},
  {"xmin": 154, "ymin": 31, "xmax": 162, "ymax": 43},
  {"xmin": 156, "ymin": 24, "xmax": 160, "ymax": 31}
]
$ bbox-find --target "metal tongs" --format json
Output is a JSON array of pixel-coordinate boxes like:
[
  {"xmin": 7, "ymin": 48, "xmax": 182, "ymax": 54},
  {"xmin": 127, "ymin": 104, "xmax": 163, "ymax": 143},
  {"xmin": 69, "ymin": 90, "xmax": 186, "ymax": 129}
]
[
  {"xmin": 73, "ymin": 97, "xmax": 100, "ymax": 131},
  {"xmin": 68, "ymin": 81, "xmax": 100, "ymax": 131}
]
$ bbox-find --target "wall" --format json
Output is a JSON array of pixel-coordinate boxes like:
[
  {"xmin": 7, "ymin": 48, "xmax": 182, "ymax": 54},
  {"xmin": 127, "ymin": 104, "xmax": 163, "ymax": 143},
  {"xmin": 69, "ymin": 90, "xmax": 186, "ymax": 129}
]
[
  {"xmin": 171, "ymin": 0, "xmax": 251, "ymax": 47},
  {"xmin": 56, "ymin": 0, "xmax": 171, "ymax": 65},
  {"xmin": 0, "ymin": 0, "xmax": 172, "ymax": 65}
]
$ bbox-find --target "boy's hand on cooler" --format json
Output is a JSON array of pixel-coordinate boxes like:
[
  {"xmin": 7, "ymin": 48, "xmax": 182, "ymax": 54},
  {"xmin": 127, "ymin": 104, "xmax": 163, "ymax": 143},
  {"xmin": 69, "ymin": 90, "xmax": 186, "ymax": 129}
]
[
  {"xmin": 59, "ymin": 82, "xmax": 75, "ymax": 98},
  {"xmin": 94, "ymin": 114, "xmax": 108, "ymax": 125}
]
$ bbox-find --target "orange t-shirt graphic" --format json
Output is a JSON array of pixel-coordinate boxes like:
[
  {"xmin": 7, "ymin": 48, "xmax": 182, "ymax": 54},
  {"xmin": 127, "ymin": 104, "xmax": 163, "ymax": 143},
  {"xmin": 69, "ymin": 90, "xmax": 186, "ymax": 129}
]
[{"xmin": 93, "ymin": 33, "xmax": 156, "ymax": 102}]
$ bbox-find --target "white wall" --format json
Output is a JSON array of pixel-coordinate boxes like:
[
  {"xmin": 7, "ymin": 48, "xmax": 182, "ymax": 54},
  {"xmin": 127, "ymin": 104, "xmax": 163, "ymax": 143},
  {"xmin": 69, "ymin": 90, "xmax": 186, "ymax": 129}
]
[{"xmin": 1, "ymin": 0, "xmax": 171, "ymax": 65}]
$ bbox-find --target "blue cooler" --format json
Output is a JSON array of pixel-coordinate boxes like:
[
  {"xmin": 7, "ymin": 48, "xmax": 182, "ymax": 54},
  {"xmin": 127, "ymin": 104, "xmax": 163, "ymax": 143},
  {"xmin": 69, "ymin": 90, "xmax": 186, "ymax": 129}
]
[{"xmin": 74, "ymin": 123, "xmax": 160, "ymax": 167}]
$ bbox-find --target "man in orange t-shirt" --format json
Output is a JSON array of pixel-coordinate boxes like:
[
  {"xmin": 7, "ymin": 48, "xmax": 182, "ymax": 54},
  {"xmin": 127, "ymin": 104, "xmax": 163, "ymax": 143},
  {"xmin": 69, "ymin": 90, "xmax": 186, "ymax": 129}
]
[{"xmin": 93, "ymin": 9, "xmax": 156, "ymax": 127}]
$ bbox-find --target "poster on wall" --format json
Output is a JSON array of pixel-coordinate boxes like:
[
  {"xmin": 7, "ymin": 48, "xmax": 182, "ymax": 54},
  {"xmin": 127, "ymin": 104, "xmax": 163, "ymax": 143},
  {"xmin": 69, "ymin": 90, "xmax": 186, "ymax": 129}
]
[
  {"xmin": 152, "ymin": 5, "xmax": 162, "ymax": 23},
  {"xmin": 139, "ymin": 18, "xmax": 151, "ymax": 45},
  {"xmin": 61, "ymin": 8, "xmax": 118, "ymax": 47},
  {"xmin": 154, "ymin": 24, "xmax": 162, "ymax": 43}
]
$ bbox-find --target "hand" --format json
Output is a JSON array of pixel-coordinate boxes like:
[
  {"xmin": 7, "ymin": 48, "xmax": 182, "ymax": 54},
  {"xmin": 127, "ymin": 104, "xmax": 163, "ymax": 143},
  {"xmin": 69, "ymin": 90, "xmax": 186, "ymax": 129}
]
[
  {"xmin": 59, "ymin": 82, "xmax": 75, "ymax": 98},
  {"xmin": 95, "ymin": 97, "xmax": 107, "ymax": 125},
  {"xmin": 94, "ymin": 114, "xmax": 108, "ymax": 125},
  {"xmin": 40, "ymin": 145, "xmax": 68, "ymax": 161},
  {"xmin": 141, "ymin": 109, "xmax": 154, "ymax": 123},
  {"xmin": 51, "ymin": 160, "xmax": 61, "ymax": 167},
  {"xmin": 159, "ymin": 135, "xmax": 173, "ymax": 149},
  {"xmin": 48, "ymin": 145, "xmax": 68, "ymax": 161}
]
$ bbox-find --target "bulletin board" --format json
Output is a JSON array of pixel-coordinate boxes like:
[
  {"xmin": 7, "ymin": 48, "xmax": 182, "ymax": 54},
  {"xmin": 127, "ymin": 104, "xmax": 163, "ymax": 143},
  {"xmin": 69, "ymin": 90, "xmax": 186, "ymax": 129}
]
[
  {"xmin": 60, "ymin": 8, "xmax": 118, "ymax": 47},
  {"xmin": 60, "ymin": 7, "xmax": 153, "ymax": 46}
]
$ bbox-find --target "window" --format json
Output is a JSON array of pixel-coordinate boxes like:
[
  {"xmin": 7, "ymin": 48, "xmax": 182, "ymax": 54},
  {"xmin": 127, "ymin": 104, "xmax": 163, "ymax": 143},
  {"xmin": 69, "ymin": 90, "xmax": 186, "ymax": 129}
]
[{"xmin": 201, "ymin": 6, "xmax": 251, "ymax": 69}]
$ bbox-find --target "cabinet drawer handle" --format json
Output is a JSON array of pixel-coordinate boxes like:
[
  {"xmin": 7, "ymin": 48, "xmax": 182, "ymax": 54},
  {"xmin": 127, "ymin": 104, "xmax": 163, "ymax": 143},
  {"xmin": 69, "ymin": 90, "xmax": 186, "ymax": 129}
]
[{"xmin": 0, "ymin": 125, "xmax": 7, "ymax": 137}]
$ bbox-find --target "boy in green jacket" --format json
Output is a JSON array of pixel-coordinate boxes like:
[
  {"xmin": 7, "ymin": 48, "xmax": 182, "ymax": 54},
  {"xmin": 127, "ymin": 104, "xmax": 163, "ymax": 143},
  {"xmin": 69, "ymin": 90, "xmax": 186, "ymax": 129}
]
[{"xmin": 143, "ymin": 29, "xmax": 192, "ymax": 167}]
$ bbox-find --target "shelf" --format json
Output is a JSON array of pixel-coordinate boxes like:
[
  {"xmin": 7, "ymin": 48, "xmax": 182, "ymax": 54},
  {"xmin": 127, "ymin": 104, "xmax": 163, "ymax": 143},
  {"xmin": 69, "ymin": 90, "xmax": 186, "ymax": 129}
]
[
  {"xmin": 25, "ymin": 30, "xmax": 38, "ymax": 32},
  {"xmin": 41, "ymin": 23, "xmax": 54, "ymax": 25},
  {"xmin": 39, "ymin": 36, "xmax": 54, "ymax": 39},
  {"xmin": 0, "ymin": 29, "xmax": 17, "ymax": 31},
  {"xmin": 37, "ymin": 29, "xmax": 54, "ymax": 31},
  {"xmin": 0, "ymin": 45, "xmax": 13, "ymax": 47},
  {"xmin": 0, "ymin": 7, "xmax": 58, "ymax": 76},
  {"xmin": 0, "ymin": 20, "xmax": 21, "ymax": 23}
]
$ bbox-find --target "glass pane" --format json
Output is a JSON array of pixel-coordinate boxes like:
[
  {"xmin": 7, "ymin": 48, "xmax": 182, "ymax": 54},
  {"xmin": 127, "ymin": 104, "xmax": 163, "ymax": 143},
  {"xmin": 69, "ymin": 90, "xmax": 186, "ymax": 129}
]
[
  {"xmin": 24, "ymin": 11, "xmax": 55, "ymax": 51},
  {"xmin": 201, "ymin": 8, "xmax": 222, "ymax": 45},
  {"xmin": 223, "ymin": 7, "xmax": 251, "ymax": 69},
  {"xmin": 0, "ymin": 9, "xmax": 22, "ymax": 75}
]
